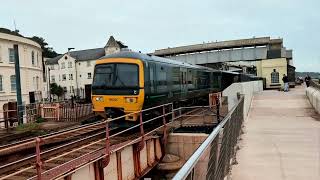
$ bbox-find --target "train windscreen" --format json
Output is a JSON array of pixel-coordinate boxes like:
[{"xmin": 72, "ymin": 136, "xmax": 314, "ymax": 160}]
[{"xmin": 93, "ymin": 63, "xmax": 139, "ymax": 89}]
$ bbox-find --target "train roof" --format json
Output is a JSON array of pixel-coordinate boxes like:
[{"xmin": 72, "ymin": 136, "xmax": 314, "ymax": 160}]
[{"xmin": 99, "ymin": 51, "xmax": 219, "ymax": 72}]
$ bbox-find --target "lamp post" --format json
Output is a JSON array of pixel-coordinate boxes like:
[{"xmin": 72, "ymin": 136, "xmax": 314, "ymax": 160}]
[
  {"xmin": 67, "ymin": 48, "xmax": 79, "ymax": 99},
  {"xmin": 13, "ymin": 44, "xmax": 23, "ymax": 125},
  {"xmin": 48, "ymin": 67, "xmax": 51, "ymax": 102}
]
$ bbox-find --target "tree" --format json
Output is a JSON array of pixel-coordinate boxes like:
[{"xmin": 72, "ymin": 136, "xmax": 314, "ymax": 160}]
[
  {"xmin": 50, "ymin": 83, "xmax": 64, "ymax": 100},
  {"xmin": 0, "ymin": 27, "xmax": 23, "ymax": 37},
  {"xmin": 29, "ymin": 36, "xmax": 59, "ymax": 58},
  {"xmin": 0, "ymin": 28, "xmax": 59, "ymax": 58}
]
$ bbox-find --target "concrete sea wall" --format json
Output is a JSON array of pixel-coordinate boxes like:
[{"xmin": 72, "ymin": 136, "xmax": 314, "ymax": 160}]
[
  {"xmin": 222, "ymin": 80, "xmax": 263, "ymax": 118},
  {"xmin": 306, "ymin": 87, "xmax": 320, "ymax": 114}
]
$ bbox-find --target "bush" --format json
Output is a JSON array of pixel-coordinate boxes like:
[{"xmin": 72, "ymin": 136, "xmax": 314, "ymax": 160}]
[{"xmin": 36, "ymin": 116, "xmax": 45, "ymax": 123}]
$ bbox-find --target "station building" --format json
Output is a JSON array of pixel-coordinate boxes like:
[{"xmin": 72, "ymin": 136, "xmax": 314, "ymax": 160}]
[
  {"xmin": 45, "ymin": 36, "xmax": 127, "ymax": 101},
  {"xmin": 153, "ymin": 37, "xmax": 295, "ymax": 89},
  {"xmin": 0, "ymin": 32, "xmax": 43, "ymax": 109}
]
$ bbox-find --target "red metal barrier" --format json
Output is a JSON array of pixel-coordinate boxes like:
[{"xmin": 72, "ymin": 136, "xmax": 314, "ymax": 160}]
[
  {"xmin": 162, "ymin": 106, "xmax": 167, "ymax": 148},
  {"xmin": 138, "ymin": 111, "xmax": 145, "ymax": 151},
  {"xmin": 35, "ymin": 137, "xmax": 43, "ymax": 180},
  {"xmin": 103, "ymin": 121, "xmax": 110, "ymax": 168}
]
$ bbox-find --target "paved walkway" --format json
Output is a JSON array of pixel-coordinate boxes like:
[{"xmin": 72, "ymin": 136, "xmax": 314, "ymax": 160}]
[{"xmin": 231, "ymin": 86, "xmax": 320, "ymax": 180}]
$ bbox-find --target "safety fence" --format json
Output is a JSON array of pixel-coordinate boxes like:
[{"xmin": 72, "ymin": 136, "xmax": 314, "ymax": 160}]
[
  {"xmin": 0, "ymin": 102, "xmax": 94, "ymax": 130},
  {"xmin": 173, "ymin": 95, "xmax": 244, "ymax": 180}
]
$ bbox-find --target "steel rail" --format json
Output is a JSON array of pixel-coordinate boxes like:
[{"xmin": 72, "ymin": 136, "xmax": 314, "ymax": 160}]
[{"xmin": 0, "ymin": 120, "xmax": 105, "ymax": 150}]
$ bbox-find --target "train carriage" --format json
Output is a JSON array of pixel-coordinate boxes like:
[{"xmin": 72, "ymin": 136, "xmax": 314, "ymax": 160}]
[{"xmin": 92, "ymin": 51, "xmax": 257, "ymax": 122}]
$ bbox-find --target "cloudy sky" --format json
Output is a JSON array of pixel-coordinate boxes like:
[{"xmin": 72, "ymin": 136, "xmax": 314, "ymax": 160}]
[{"xmin": 1, "ymin": 0, "xmax": 319, "ymax": 72}]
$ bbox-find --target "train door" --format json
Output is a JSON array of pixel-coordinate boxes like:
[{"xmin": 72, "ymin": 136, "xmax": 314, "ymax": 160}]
[{"xmin": 180, "ymin": 67, "xmax": 188, "ymax": 99}]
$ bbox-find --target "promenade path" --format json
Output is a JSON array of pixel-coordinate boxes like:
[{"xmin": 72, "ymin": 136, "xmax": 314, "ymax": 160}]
[{"xmin": 231, "ymin": 85, "xmax": 320, "ymax": 180}]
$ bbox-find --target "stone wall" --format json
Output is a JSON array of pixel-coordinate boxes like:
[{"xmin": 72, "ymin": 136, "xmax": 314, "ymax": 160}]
[{"xmin": 166, "ymin": 133, "xmax": 209, "ymax": 180}]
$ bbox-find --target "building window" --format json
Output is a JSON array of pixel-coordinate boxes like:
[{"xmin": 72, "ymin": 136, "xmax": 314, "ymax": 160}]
[
  {"xmin": 36, "ymin": 76, "xmax": 39, "ymax": 90},
  {"xmin": 51, "ymin": 75, "xmax": 55, "ymax": 83},
  {"xmin": 87, "ymin": 61, "xmax": 91, "ymax": 67},
  {"xmin": 271, "ymin": 69, "xmax": 279, "ymax": 84},
  {"xmin": 87, "ymin": 73, "xmax": 92, "ymax": 79},
  {"xmin": 61, "ymin": 62, "xmax": 65, "ymax": 69},
  {"xmin": 37, "ymin": 52, "xmax": 39, "ymax": 67},
  {"xmin": 0, "ymin": 75, "xmax": 3, "ymax": 91},
  {"xmin": 69, "ymin": 74, "xmax": 73, "ymax": 80},
  {"xmin": 0, "ymin": 46, "xmax": 2, "ymax": 62},
  {"xmin": 9, "ymin": 48, "xmax": 15, "ymax": 63},
  {"xmin": 68, "ymin": 62, "xmax": 72, "ymax": 68},
  {"xmin": 69, "ymin": 86, "xmax": 74, "ymax": 93},
  {"xmin": 33, "ymin": 77, "xmax": 35, "ymax": 90},
  {"xmin": 31, "ymin": 51, "xmax": 35, "ymax": 65},
  {"xmin": 10, "ymin": 75, "xmax": 16, "ymax": 91},
  {"xmin": 63, "ymin": 87, "xmax": 67, "ymax": 92},
  {"xmin": 62, "ymin": 74, "xmax": 66, "ymax": 81}
]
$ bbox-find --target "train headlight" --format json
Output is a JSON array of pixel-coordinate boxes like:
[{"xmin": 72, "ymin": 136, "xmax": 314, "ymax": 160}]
[
  {"xmin": 125, "ymin": 97, "xmax": 137, "ymax": 103},
  {"xmin": 95, "ymin": 96, "xmax": 104, "ymax": 102}
]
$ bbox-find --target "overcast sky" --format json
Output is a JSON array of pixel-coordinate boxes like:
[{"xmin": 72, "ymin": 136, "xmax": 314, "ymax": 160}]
[{"xmin": 1, "ymin": 0, "xmax": 319, "ymax": 72}]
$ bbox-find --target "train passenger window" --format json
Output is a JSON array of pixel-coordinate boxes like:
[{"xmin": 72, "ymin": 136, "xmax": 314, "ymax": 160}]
[
  {"xmin": 158, "ymin": 65, "xmax": 167, "ymax": 86},
  {"xmin": 188, "ymin": 70, "xmax": 192, "ymax": 84},
  {"xmin": 184, "ymin": 72, "xmax": 187, "ymax": 84},
  {"xmin": 181, "ymin": 72, "xmax": 184, "ymax": 84}
]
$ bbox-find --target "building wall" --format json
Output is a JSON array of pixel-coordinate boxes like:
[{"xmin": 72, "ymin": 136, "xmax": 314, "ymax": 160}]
[
  {"xmin": 227, "ymin": 58, "xmax": 288, "ymax": 89},
  {"xmin": 260, "ymin": 58, "xmax": 287, "ymax": 89},
  {"xmin": 46, "ymin": 54, "xmax": 96, "ymax": 100},
  {"xmin": 0, "ymin": 33, "xmax": 43, "ymax": 109}
]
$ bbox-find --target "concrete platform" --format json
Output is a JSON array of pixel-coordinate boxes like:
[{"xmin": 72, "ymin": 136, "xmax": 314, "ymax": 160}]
[{"xmin": 231, "ymin": 86, "xmax": 320, "ymax": 180}]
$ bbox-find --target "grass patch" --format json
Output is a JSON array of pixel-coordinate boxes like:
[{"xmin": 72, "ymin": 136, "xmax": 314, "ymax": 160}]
[{"xmin": 15, "ymin": 123, "xmax": 40, "ymax": 132}]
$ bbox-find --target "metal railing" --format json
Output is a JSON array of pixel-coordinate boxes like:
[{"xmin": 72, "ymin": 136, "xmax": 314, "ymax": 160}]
[
  {"xmin": 310, "ymin": 80, "xmax": 320, "ymax": 90},
  {"xmin": 0, "ymin": 93, "xmax": 221, "ymax": 179},
  {"xmin": 0, "ymin": 103, "xmax": 41, "ymax": 130},
  {"xmin": 0, "ymin": 102, "xmax": 94, "ymax": 130},
  {"xmin": 18, "ymin": 95, "xmax": 221, "ymax": 180},
  {"xmin": 173, "ymin": 96, "xmax": 244, "ymax": 180}
]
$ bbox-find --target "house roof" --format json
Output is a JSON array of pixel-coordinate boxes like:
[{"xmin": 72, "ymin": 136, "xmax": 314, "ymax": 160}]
[
  {"xmin": 46, "ymin": 36, "xmax": 128, "ymax": 65},
  {"xmin": 105, "ymin": 36, "xmax": 127, "ymax": 49},
  {"xmin": 46, "ymin": 48, "xmax": 105, "ymax": 65}
]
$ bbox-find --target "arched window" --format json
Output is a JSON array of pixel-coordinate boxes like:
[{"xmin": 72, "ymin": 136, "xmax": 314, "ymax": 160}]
[
  {"xmin": 36, "ymin": 76, "xmax": 39, "ymax": 90},
  {"xmin": 10, "ymin": 75, "xmax": 16, "ymax": 91},
  {"xmin": 271, "ymin": 69, "xmax": 279, "ymax": 83},
  {"xmin": 0, "ymin": 75, "xmax": 3, "ymax": 91},
  {"xmin": 31, "ymin": 51, "xmax": 35, "ymax": 65}
]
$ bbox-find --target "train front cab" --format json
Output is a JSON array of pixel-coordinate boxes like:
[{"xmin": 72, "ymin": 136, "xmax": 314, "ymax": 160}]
[{"xmin": 92, "ymin": 58, "xmax": 145, "ymax": 121}]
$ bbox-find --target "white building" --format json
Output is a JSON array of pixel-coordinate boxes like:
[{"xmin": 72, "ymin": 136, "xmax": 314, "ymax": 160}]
[
  {"xmin": 0, "ymin": 32, "xmax": 43, "ymax": 109},
  {"xmin": 45, "ymin": 36, "xmax": 127, "ymax": 101}
]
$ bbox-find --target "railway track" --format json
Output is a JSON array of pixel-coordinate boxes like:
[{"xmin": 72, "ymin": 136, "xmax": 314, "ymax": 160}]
[{"xmin": 0, "ymin": 106, "xmax": 213, "ymax": 179}]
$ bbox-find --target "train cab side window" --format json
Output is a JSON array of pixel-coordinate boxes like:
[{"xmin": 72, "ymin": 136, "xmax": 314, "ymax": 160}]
[{"xmin": 150, "ymin": 65, "xmax": 154, "ymax": 93}]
